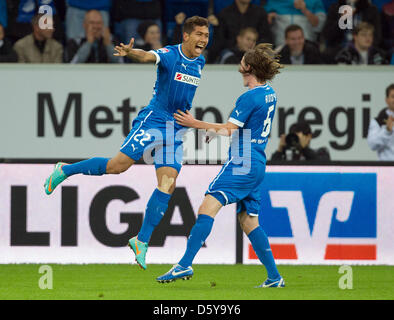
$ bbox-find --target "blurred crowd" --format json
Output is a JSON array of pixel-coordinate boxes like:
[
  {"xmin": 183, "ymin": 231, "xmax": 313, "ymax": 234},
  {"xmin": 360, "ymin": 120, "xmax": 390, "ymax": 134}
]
[{"xmin": 0, "ymin": 0, "xmax": 393, "ymax": 65}]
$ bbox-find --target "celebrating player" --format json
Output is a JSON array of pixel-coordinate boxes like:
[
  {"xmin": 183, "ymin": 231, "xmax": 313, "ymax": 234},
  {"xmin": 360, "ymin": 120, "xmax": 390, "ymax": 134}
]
[
  {"xmin": 156, "ymin": 43, "xmax": 285, "ymax": 288},
  {"xmin": 44, "ymin": 16, "xmax": 209, "ymax": 270}
]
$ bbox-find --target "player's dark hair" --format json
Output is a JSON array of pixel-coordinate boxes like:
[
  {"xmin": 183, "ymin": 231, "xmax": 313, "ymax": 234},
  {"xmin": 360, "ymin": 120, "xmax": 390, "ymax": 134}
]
[
  {"xmin": 386, "ymin": 84, "xmax": 394, "ymax": 98},
  {"xmin": 242, "ymin": 43, "xmax": 283, "ymax": 82},
  {"xmin": 182, "ymin": 16, "xmax": 209, "ymax": 34},
  {"xmin": 285, "ymin": 24, "xmax": 304, "ymax": 38}
]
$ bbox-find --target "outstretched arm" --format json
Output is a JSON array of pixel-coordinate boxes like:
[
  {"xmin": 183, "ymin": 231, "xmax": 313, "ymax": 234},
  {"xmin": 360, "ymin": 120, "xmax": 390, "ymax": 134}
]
[
  {"xmin": 174, "ymin": 110, "xmax": 239, "ymax": 136},
  {"xmin": 114, "ymin": 38, "xmax": 157, "ymax": 63}
]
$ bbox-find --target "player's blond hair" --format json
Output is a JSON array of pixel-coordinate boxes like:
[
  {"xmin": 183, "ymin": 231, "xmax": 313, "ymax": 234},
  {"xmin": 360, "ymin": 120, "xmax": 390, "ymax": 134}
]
[{"xmin": 242, "ymin": 43, "xmax": 283, "ymax": 82}]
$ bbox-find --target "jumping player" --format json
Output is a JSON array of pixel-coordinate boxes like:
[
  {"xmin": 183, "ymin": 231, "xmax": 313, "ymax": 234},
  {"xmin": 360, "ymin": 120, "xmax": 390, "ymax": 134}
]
[
  {"xmin": 44, "ymin": 16, "xmax": 210, "ymax": 270},
  {"xmin": 156, "ymin": 43, "xmax": 285, "ymax": 288}
]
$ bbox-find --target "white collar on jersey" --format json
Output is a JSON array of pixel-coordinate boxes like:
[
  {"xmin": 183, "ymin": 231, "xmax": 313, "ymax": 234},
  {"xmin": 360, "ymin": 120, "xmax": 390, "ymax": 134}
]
[
  {"xmin": 178, "ymin": 44, "xmax": 198, "ymax": 62},
  {"xmin": 249, "ymin": 83, "xmax": 270, "ymax": 91}
]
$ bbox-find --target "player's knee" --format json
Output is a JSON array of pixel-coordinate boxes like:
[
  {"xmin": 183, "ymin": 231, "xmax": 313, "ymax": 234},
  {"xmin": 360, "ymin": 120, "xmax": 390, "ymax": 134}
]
[{"xmin": 238, "ymin": 212, "xmax": 257, "ymax": 233}]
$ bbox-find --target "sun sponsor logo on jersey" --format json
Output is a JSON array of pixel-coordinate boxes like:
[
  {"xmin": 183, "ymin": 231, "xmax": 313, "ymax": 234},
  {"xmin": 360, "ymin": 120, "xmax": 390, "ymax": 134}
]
[
  {"xmin": 174, "ymin": 72, "xmax": 200, "ymax": 87},
  {"xmin": 249, "ymin": 172, "xmax": 377, "ymax": 262}
]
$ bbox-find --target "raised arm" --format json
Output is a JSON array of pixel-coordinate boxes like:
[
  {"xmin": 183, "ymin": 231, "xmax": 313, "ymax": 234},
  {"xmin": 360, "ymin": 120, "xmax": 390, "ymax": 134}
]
[
  {"xmin": 174, "ymin": 110, "xmax": 239, "ymax": 136},
  {"xmin": 114, "ymin": 37, "xmax": 157, "ymax": 63}
]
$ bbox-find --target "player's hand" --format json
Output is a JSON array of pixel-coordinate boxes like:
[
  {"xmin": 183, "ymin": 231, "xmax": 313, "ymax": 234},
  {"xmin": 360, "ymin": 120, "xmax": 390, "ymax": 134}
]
[
  {"xmin": 114, "ymin": 38, "xmax": 134, "ymax": 57},
  {"xmin": 174, "ymin": 110, "xmax": 197, "ymax": 128}
]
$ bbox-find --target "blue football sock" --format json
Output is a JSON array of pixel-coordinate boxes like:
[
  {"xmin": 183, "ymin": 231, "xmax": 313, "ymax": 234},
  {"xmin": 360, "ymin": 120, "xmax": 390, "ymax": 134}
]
[
  {"xmin": 248, "ymin": 226, "xmax": 281, "ymax": 280},
  {"xmin": 62, "ymin": 157, "xmax": 109, "ymax": 177},
  {"xmin": 178, "ymin": 214, "xmax": 214, "ymax": 268},
  {"xmin": 137, "ymin": 188, "xmax": 172, "ymax": 243}
]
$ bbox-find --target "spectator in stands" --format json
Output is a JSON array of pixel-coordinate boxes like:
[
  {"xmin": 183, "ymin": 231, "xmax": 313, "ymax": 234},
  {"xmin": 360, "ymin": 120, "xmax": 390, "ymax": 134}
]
[
  {"xmin": 65, "ymin": 0, "xmax": 111, "ymax": 41},
  {"xmin": 321, "ymin": 0, "xmax": 382, "ymax": 62},
  {"xmin": 367, "ymin": 83, "xmax": 394, "ymax": 161},
  {"xmin": 334, "ymin": 22, "xmax": 389, "ymax": 65},
  {"xmin": 271, "ymin": 121, "xmax": 330, "ymax": 161},
  {"xmin": 135, "ymin": 20, "xmax": 163, "ymax": 51},
  {"xmin": 13, "ymin": 13, "xmax": 63, "ymax": 63},
  {"xmin": 112, "ymin": 0, "xmax": 161, "ymax": 46},
  {"xmin": 218, "ymin": 27, "xmax": 258, "ymax": 64},
  {"xmin": 208, "ymin": 0, "xmax": 272, "ymax": 63},
  {"xmin": 64, "ymin": 10, "xmax": 121, "ymax": 63},
  {"xmin": 6, "ymin": 0, "xmax": 65, "ymax": 44},
  {"xmin": 0, "ymin": 23, "xmax": 17, "ymax": 62},
  {"xmin": 278, "ymin": 24, "xmax": 322, "ymax": 64},
  {"xmin": 264, "ymin": 0, "xmax": 326, "ymax": 47}
]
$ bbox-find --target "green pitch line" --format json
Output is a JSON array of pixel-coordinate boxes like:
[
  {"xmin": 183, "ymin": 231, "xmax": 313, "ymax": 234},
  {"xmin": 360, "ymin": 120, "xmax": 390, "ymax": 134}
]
[{"xmin": 0, "ymin": 264, "xmax": 392, "ymax": 300}]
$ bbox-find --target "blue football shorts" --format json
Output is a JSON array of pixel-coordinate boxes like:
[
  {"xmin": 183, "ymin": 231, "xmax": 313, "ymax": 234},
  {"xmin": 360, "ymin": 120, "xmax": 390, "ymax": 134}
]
[
  {"xmin": 205, "ymin": 157, "xmax": 266, "ymax": 216},
  {"xmin": 120, "ymin": 107, "xmax": 186, "ymax": 173}
]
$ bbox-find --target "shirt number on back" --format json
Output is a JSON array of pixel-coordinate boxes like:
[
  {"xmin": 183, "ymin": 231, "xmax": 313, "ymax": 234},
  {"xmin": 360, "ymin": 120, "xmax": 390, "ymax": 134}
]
[{"xmin": 261, "ymin": 105, "xmax": 275, "ymax": 138}]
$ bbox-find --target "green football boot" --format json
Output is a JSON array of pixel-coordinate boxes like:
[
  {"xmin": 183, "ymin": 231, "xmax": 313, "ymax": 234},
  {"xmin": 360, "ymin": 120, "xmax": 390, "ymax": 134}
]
[
  {"xmin": 44, "ymin": 162, "xmax": 68, "ymax": 195},
  {"xmin": 128, "ymin": 236, "xmax": 148, "ymax": 270}
]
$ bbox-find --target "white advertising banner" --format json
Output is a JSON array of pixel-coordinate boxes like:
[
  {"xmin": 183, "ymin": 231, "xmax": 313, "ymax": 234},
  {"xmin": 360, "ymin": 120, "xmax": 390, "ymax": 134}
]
[
  {"xmin": 1, "ymin": 163, "xmax": 393, "ymax": 265},
  {"xmin": 0, "ymin": 164, "xmax": 236, "ymax": 264},
  {"xmin": 244, "ymin": 166, "xmax": 394, "ymax": 265},
  {"xmin": 0, "ymin": 64, "xmax": 393, "ymax": 161}
]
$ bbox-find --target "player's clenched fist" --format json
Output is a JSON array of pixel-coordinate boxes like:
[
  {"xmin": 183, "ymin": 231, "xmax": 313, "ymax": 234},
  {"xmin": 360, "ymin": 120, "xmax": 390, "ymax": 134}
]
[{"xmin": 114, "ymin": 38, "xmax": 135, "ymax": 56}]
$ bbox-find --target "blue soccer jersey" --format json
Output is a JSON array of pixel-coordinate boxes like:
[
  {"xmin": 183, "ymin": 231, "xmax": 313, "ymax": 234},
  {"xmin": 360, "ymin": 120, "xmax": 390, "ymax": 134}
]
[
  {"xmin": 148, "ymin": 44, "xmax": 206, "ymax": 117},
  {"xmin": 205, "ymin": 83, "xmax": 277, "ymax": 214},
  {"xmin": 227, "ymin": 84, "xmax": 277, "ymax": 163}
]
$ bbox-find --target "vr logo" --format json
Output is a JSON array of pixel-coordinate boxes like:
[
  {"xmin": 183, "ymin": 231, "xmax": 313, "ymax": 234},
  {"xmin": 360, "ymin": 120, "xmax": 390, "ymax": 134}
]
[
  {"xmin": 270, "ymin": 191, "xmax": 356, "ymax": 262},
  {"xmin": 252, "ymin": 173, "xmax": 377, "ymax": 261}
]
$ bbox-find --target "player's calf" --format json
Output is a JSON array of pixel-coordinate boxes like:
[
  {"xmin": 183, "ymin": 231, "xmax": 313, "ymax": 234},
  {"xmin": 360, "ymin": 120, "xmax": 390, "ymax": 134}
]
[{"xmin": 106, "ymin": 153, "xmax": 135, "ymax": 174}]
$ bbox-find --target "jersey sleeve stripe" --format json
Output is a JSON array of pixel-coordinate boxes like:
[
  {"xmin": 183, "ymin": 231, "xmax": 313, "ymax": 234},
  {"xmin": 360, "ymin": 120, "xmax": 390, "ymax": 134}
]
[
  {"xmin": 149, "ymin": 50, "xmax": 160, "ymax": 65},
  {"xmin": 228, "ymin": 117, "xmax": 244, "ymax": 128}
]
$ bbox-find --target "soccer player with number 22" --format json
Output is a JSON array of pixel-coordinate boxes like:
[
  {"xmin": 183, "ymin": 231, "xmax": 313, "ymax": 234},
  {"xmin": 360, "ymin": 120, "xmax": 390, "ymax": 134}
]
[
  {"xmin": 157, "ymin": 43, "xmax": 285, "ymax": 288},
  {"xmin": 44, "ymin": 16, "xmax": 210, "ymax": 270}
]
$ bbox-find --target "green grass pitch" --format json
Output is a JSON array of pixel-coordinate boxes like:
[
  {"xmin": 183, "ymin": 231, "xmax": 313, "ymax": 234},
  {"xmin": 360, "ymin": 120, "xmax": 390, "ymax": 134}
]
[{"xmin": 0, "ymin": 264, "xmax": 393, "ymax": 300}]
